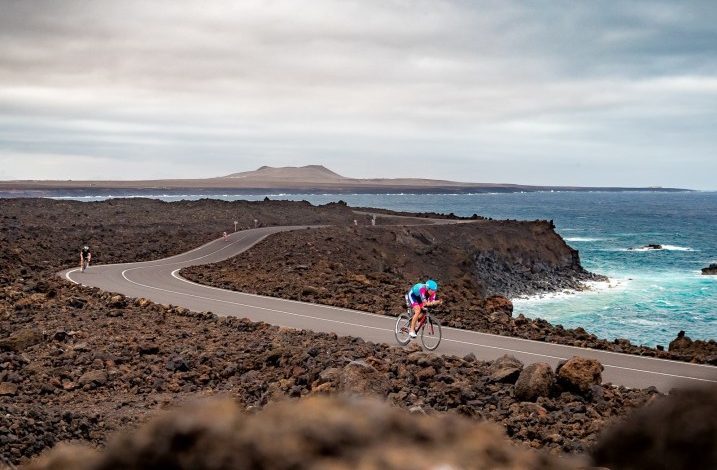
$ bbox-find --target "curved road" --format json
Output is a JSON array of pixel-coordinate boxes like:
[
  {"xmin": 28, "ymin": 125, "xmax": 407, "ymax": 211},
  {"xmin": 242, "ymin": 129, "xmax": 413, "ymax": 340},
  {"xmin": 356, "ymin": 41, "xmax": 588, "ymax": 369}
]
[{"xmin": 61, "ymin": 226, "xmax": 717, "ymax": 392}]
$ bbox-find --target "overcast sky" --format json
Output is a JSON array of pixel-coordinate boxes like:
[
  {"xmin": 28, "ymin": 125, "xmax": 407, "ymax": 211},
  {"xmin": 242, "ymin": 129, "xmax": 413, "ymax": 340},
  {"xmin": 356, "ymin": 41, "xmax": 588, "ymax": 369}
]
[{"xmin": 1, "ymin": 0, "xmax": 715, "ymax": 189}]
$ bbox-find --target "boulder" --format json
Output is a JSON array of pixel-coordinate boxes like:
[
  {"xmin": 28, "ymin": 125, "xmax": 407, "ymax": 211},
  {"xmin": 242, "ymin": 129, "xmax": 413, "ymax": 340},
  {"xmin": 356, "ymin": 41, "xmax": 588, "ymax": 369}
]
[
  {"xmin": 67, "ymin": 297, "xmax": 86, "ymax": 309},
  {"xmin": 668, "ymin": 330, "xmax": 692, "ymax": 352},
  {"xmin": 78, "ymin": 370, "xmax": 108, "ymax": 387},
  {"xmin": 592, "ymin": 387, "xmax": 717, "ymax": 470},
  {"xmin": 556, "ymin": 356, "xmax": 603, "ymax": 394},
  {"xmin": 138, "ymin": 343, "xmax": 160, "ymax": 356},
  {"xmin": 701, "ymin": 263, "xmax": 717, "ymax": 275},
  {"xmin": 338, "ymin": 360, "xmax": 389, "ymax": 396},
  {"xmin": 0, "ymin": 382, "xmax": 18, "ymax": 396},
  {"xmin": 166, "ymin": 355, "xmax": 190, "ymax": 372},
  {"xmin": 485, "ymin": 296, "xmax": 513, "ymax": 316},
  {"xmin": 0, "ymin": 328, "xmax": 43, "ymax": 352},
  {"xmin": 488, "ymin": 355, "xmax": 524, "ymax": 384},
  {"xmin": 514, "ymin": 363, "xmax": 555, "ymax": 401}
]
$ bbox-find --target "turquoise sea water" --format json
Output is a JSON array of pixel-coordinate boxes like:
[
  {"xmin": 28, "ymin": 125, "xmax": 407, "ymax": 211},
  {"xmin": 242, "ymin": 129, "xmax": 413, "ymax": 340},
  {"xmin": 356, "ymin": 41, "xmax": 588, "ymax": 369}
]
[{"xmin": 47, "ymin": 191, "xmax": 717, "ymax": 347}]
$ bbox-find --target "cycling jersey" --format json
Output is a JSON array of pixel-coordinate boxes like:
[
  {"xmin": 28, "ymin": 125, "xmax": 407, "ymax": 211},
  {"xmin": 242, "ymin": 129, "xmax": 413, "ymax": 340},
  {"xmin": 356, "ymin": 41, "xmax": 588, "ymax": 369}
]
[
  {"xmin": 81, "ymin": 248, "xmax": 91, "ymax": 259},
  {"xmin": 407, "ymin": 283, "xmax": 436, "ymax": 307}
]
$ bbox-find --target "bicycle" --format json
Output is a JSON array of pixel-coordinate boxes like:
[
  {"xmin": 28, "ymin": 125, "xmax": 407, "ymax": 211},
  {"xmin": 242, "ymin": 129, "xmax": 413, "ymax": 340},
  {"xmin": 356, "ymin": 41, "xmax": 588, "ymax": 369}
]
[
  {"xmin": 394, "ymin": 303, "xmax": 442, "ymax": 351},
  {"xmin": 81, "ymin": 257, "xmax": 90, "ymax": 272}
]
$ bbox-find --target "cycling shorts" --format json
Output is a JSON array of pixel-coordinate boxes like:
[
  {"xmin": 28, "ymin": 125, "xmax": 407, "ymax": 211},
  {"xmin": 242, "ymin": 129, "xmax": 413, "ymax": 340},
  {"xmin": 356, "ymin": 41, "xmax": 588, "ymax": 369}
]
[{"xmin": 407, "ymin": 292, "xmax": 424, "ymax": 308}]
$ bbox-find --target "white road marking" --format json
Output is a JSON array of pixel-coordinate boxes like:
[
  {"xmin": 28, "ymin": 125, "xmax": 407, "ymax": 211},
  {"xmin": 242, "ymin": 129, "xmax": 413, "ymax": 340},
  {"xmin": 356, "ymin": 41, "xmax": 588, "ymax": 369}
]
[{"xmin": 65, "ymin": 268, "xmax": 80, "ymax": 284}]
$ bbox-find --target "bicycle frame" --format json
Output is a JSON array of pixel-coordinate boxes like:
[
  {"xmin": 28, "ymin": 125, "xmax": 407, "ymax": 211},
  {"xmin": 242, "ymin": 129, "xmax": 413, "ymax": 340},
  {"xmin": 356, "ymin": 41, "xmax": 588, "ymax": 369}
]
[{"xmin": 410, "ymin": 308, "xmax": 436, "ymax": 335}]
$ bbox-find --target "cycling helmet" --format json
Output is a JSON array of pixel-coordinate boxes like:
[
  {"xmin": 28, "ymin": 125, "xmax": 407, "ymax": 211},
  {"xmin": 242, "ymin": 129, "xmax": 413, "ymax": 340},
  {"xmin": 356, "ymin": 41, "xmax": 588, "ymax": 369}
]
[
  {"xmin": 426, "ymin": 279, "xmax": 438, "ymax": 291},
  {"xmin": 82, "ymin": 246, "xmax": 89, "ymax": 251}
]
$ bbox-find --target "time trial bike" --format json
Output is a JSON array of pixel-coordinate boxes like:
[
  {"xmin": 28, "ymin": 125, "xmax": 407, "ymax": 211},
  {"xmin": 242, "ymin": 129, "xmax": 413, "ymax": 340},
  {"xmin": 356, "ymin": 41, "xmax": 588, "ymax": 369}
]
[{"xmin": 394, "ymin": 303, "xmax": 442, "ymax": 351}]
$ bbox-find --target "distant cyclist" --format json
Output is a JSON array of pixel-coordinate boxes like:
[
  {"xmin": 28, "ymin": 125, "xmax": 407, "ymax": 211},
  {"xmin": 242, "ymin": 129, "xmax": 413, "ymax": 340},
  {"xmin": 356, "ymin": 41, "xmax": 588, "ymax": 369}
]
[
  {"xmin": 80, "ymin": 245, "xmax": 92, "ymax": 272},
  {"xmin": 407, "ymin": 279, "xmax": 442, "ymax": 338}
]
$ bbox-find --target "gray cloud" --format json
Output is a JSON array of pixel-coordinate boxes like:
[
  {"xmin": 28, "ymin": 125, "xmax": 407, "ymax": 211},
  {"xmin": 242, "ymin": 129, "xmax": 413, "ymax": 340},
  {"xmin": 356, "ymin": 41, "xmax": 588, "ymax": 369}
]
[{"xmin": 0, "ymin": 0, "xmax": 715, "ymax": 188}]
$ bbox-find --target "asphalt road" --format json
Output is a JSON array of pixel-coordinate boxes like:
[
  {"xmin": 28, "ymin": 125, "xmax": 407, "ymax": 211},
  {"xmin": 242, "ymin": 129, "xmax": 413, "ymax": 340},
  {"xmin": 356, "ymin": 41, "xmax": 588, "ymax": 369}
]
[{"xmin": 61, "ymin": 225, "xmax": 717, "ymax": 392}]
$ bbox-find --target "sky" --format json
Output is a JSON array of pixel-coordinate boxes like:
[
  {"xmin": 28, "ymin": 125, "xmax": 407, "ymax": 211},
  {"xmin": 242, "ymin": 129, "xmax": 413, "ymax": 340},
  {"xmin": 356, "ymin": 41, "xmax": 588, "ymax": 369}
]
[{"xmin": 1, "ymin": 0, "xmax": 715, "ymax": 189}]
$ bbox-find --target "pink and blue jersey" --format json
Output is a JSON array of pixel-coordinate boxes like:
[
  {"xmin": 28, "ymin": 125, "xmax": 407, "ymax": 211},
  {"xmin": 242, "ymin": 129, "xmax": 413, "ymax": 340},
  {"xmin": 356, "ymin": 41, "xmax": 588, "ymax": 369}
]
[{"xmin": 407, "ymin": 283, "xmax": 436, "ymax": 307}]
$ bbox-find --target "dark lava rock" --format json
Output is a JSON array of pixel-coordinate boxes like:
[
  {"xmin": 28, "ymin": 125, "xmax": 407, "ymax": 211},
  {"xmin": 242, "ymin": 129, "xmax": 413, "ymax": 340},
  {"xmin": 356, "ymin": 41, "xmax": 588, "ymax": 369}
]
[
  {"xmin": 78, "ymin": 370, "xmax": 108, "ymax": 388},
  {"xmin": 52, "ymin": 330, "xmax": 69, "ymax": 342},
  {"xmin": 488, "ymin": 354, "xmax": 524, "ymax": 384},
  {"xmin": 485, "ymin": 295, "xmax": 513, "ymax": 316},
  {"xmin": 0, "ymin": 382, "xmax": 18, "ymax": 396},
  {"xmin": 592, "ymin": 387, "xmax": 717, "ymax": 470},
  {"xmin": 138, "ymin": 344, "xmax": 160, "ymax": 356},
  {"xmin": 514, "ymin": 363, "xmax": 555, "ymax": 401},
  {"xmin": 667, "ymin": 331, "xmax": 717, "ymax": 363},
  {"xmin": 67, "ymin": 297, "xmax": 87, "ymax": 309},
  {"xmin": 108, "ymin": 295, "xmax": 127, "ymax": 308},
  {"xmin": 338, "ymin": 360, "xmax": 389, "ymax": 396},
  {"xmin": 166, "ymin": 355, "xmax": 190, "ymax": 372},
  {"xmin": 702, "ymin": 263, "xmax": 717, "ymax": 275},
  {"xmin": 556, "ymin": 357, "xmax": 604, "ymax": 395},
  {"xmin": 669, "ymin": 330, "xmax": 692, "ymax": 351},
  {"xmin": 0, "ymin": 328, "xmax": 43, "ymax": 352}
]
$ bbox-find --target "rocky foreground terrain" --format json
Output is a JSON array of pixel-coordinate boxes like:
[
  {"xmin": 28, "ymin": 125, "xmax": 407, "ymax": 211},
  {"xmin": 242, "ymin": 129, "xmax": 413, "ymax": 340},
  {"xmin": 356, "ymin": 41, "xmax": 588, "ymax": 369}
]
[
  {"xmin": 1, "ymin": 198, "xmax": 715, "ymax": 468},
  {"xmin": 23, "ymin": 388, "xmax": 717, "ymax": 470},
  {"xmin": 184, "ymin": 223, "xmax": 717, "ymax": 364}
]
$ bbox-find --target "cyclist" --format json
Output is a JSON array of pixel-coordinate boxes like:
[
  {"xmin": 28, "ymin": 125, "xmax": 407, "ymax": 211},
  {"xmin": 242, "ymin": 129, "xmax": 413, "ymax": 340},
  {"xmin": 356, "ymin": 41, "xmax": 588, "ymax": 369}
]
[
  {"xmin": 407, "ymin": 279, "xmax": 441, "ymax": 338},
  {"xmin": 80, "ymin": 245, "xmax": 92, "ymax": 272}
]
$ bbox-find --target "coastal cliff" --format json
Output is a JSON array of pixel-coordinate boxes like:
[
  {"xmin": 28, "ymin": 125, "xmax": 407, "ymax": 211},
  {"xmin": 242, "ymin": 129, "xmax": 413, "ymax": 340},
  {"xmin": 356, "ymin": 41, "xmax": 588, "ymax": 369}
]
[{"xmin": 182, "ymin": 220, "xmax": 599, "ymax": 314}]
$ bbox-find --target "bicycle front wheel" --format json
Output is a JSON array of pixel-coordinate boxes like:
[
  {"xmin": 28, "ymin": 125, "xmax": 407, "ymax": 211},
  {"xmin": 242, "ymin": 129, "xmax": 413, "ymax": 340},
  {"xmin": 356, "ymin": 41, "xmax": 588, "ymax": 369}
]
[
  {"xmin": 394, "ymin": 313, "xmax": 412, "ymax": 346},
  {"xmin": 421, "ymin": 315, "xmax": 442, "ymax": 351}
]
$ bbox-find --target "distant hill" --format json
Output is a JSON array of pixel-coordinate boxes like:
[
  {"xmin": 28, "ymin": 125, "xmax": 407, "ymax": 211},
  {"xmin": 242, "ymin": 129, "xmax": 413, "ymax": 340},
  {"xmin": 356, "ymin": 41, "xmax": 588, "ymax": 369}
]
[
  {"xmin": 223, "ymin": 165, "xmax": 347, "ymax": 182},
  {"xmin": 0, "ymin": 165, "xmax": 691, "ymax": 195}
]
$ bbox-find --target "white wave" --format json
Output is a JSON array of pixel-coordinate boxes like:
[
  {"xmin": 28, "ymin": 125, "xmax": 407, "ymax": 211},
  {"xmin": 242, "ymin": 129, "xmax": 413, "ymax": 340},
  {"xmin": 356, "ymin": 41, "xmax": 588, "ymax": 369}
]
[
  {"xmin": 660, "ymin": 245, "xmax": 694, "ymax": 251},
  {"xmin": 564, "ymin": 237, "xmax": 605, "ymax": 242},
  {"xmin": 512, "ymin": 277, "xmax": 626, "ymax": 303},
  {"xmin": 619, "ymin": 245, "xmax": 694, "ymax": 252}
]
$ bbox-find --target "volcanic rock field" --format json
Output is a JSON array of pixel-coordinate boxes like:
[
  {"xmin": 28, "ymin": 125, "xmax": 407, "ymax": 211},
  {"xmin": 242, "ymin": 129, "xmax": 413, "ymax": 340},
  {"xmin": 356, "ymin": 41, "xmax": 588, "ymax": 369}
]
[{"xmin": 1, "ymin": 198, "xmax": 715, "ymax": 468}]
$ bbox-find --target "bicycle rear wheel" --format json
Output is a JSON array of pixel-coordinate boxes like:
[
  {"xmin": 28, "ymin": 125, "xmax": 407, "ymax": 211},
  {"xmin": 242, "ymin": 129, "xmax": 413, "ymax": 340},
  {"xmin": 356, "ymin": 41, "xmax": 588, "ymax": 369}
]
[
  {"xmin": 394, "ymin": 313, "xmax": 412, "ymax": 346},
  {"xmin": 421, "ymin": 315, "xmax": 442, "ymax": 351}
]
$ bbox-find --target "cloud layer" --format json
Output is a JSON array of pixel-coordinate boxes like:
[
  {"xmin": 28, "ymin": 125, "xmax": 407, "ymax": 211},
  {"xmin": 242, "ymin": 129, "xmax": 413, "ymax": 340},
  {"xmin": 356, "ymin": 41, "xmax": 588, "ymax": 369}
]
[{"xmin": 1, "ymin": 0, "xmax": 715, "ymax": 188}]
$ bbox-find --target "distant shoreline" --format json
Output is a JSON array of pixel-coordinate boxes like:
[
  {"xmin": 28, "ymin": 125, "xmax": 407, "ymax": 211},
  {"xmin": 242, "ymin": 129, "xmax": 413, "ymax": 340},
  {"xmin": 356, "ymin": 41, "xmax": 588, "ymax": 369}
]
[
  {"xmin": 0, "ymin": 163, "xmax": 692, "ymax": 195},
  {"xmin": 0, "ymin": 186, "xmax": 692, "ymax": 199}
]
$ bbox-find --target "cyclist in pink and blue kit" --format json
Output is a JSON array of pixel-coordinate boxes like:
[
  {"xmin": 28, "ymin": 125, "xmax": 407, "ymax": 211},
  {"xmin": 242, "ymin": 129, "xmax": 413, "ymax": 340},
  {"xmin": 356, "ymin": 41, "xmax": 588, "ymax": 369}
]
[{"xmin": 406, "ymin": 279, "xmax": 441, "ymax": 338}]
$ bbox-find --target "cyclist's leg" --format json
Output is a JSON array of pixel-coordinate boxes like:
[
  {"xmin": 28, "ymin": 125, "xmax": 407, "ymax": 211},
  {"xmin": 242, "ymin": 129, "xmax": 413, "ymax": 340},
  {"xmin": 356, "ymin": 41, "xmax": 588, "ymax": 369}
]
[{"xmin": 409, "ymin": 304, "xmax": 422, "ymax": 335}]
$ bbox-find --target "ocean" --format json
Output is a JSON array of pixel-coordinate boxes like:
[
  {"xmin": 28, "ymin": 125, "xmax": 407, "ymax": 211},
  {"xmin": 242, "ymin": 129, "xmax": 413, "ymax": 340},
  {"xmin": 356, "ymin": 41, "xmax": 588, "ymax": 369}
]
[{"xmin": 43, "ymin": 191, "xmax": 717, "ymax": 347}]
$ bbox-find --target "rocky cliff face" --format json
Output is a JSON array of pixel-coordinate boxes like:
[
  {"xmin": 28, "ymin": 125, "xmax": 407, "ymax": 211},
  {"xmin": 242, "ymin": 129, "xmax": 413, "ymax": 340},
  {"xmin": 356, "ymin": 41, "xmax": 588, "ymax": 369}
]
[{"xmin": 467, "ymin": 220, "xmax": 602, "ymax": 297}]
